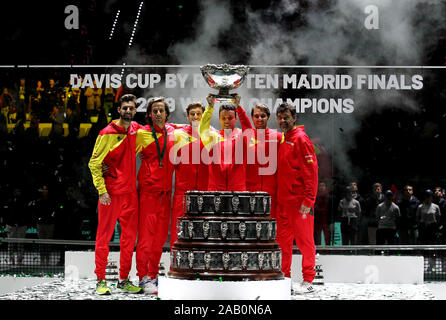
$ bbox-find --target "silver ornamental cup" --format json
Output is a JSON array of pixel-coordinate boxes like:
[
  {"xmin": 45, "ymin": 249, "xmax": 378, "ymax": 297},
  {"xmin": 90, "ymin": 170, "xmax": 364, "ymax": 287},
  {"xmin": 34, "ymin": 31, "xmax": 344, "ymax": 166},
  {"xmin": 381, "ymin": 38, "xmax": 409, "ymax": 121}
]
[{"xmin": 200, "ymin": 63, "xmax": 250, "ymax": 105}]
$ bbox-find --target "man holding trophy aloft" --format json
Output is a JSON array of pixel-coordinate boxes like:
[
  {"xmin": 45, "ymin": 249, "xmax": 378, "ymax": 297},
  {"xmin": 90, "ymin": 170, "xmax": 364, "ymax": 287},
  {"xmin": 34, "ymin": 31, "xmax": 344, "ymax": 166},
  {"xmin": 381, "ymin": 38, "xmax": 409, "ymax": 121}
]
[{"xmin": 199, "ymin": 64, "xmax": 251, "ymax": 192}]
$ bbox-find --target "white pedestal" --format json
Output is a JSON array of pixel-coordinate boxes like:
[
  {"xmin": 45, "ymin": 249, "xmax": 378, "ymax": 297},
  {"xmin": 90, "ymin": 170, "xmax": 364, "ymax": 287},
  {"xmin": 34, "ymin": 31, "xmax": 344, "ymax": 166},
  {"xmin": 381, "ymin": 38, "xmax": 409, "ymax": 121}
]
[{"xmin": 158, "ymin": 276, "xmax": 291, "ymax": 300}]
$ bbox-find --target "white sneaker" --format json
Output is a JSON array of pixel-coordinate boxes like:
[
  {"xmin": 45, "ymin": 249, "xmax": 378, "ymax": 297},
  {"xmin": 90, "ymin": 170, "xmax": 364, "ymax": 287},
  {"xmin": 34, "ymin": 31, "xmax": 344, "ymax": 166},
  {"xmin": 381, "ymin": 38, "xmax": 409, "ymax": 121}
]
[
  {"xmin": 139, "ymin": 275, "xmax": 158, "ymax": 294},
  {"xmin": 292, "ymin": 281, "xmax": 315, "ymax": 294}
]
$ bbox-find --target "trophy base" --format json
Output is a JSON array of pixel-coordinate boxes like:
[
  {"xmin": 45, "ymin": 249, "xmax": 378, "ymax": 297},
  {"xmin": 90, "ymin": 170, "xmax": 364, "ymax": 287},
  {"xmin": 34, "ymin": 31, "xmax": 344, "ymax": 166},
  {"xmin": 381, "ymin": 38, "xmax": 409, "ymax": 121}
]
[{"xmin": 158, "ymin": 276, "xmax": 291, "ymax": 300}]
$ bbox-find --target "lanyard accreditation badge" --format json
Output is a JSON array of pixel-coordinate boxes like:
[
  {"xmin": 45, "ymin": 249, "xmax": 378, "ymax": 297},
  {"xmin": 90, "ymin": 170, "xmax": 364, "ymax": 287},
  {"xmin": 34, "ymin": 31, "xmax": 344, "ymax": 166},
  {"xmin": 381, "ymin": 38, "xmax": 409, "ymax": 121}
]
[{"xmin": 151, "ymin": 125, "xmax": 167, "ymax": 168}]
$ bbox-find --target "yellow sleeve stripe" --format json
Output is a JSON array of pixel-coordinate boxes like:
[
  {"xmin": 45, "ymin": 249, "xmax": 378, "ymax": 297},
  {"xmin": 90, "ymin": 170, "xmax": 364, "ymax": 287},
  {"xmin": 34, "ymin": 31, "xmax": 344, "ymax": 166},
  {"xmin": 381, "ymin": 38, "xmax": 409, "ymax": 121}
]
[
  {"xmin": 172, "ymin": 129, "xmax": 198, "ymax": 153},
  {"xmin": 199, "ymin": 106, "xmax": 224, "ymax": 151},
  {"xmin": 88, "ymin": 134, "xmax": 125, "ymax": 195},
  {"xmin": 280, "ymin": 134, "xmax": 285, "ymax": 144},
  {"xmin": 202, "ymin": 131, "xmax": 224, "ymax": 151},
  {"xmin": 136, "ymin": 129, "xmax": 163, "ymax": 153},
  {"xmin": 249, "ymin": 137, "xmax": 258, "ymax": 147}
]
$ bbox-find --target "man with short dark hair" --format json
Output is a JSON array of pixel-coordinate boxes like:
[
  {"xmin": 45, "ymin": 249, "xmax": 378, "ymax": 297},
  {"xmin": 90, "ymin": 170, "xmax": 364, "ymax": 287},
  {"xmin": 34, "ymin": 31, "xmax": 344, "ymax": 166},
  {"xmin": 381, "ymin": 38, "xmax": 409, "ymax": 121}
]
[
  {"xmin": 375, "ymin": 190, "xmax": 401, "ymax": 245},
  {"xmin": 364, "ymin": 182, "xmax": 384, "ymax": 244},
  {"xmin": 170, "ymin": 102, "xmax": 209, "ymax": 248},
  {"xmin": 396, "ymin": 185, "xmax": 419, "ymax": 244},
  {"xmin": 416, "ymin": 189, "xmax": 441, "ymax": 245},
  {"xmin": 88, "ymin": 93, "xmax": 142, "ymax": 295},
  {"xmin": 199, "ymin": 94, "xmax": 248, "ymax": 191},
  {"xmin": 275, "ymin": 103, "xmax": 318, "ymax": 294},
  {"xmin": 236, "ymin": 103, "xmax": 282, "ymax": 218},
  {"xmin": 338, "ymin": 185, "xmax": 361, "ymax": 246}
]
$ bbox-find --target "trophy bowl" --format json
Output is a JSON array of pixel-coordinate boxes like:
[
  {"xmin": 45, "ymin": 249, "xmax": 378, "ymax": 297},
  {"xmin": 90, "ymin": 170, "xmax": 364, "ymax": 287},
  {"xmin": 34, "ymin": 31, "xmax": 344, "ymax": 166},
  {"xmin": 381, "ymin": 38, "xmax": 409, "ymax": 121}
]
[{"xmin": 200, "ymin": 63, "xmax": 250, "ymax": 104}]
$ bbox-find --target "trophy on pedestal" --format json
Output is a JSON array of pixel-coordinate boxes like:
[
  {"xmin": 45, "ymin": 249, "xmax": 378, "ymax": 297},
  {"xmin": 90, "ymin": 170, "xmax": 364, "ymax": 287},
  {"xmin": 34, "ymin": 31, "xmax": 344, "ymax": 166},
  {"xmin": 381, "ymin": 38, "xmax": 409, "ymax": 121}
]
[{"xmin": 200, "ymin": 63, "xmax": 250, "ymax": 105}]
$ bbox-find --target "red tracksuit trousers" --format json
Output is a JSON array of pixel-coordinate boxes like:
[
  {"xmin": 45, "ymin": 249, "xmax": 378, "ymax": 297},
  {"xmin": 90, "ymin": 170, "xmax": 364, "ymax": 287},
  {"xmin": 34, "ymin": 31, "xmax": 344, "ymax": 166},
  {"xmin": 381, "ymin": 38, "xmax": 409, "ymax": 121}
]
[
  {"xmin": 276, "ymin": 201, "xmax": 316, "ymax": 282},
  {"xmin": 95, "ymin": 192, "xmax": 138, "ymax": 281},
  {"xmin": 136, "ymin": 191, "xmax": 172, "ymax": 280}
]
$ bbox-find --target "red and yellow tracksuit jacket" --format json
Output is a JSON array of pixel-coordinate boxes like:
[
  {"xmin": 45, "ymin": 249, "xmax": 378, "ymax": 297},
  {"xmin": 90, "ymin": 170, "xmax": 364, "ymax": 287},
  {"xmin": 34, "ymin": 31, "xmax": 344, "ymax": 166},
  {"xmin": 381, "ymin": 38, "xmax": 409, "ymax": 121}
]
[
  {"xmin": 88, "ymin": 120, "xmax": 141, "ymax": 281},
  {"xmin": 199, "ymin": 105, "xmax": 247, "ymax": 191},
  {"xmin": 135, "ymin": 123, "xmax": 207, "ymax": 279},
  {"xmin": 89, "ymin": 120, "xmax": 141, "ymax": 195},
  {"xmin": 173, "ymin": 124, "xmax": 209, "ymax": 194},
  {"xmin": 235, "ymin": 107, "xmax": 282, "ymax": 214},
  {"xmin": 136, "ymin": 123, "xmax": 176, "ymax": 193},
  {"xmin": 135, "ymin": 123, "xmax": 175, "ymax": 279},
  {"xmin": 276, "ymin": 125, "xmax": 319, "ymax": 282},
  {"xmin": 277, "ymin": 125, "xmax": 318, "ymax": 209},
  {"xmin": 170, "ymin": 124, "xmax": 209, "ymax": 248}
]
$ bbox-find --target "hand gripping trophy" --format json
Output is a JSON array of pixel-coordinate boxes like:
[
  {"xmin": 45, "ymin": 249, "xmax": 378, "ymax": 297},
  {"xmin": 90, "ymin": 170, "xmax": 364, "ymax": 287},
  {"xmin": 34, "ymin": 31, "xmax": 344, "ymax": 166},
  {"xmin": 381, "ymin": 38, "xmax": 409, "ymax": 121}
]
[{"xmin": 200, "ymin": 63, "xmax": 250, "ymax": 105}]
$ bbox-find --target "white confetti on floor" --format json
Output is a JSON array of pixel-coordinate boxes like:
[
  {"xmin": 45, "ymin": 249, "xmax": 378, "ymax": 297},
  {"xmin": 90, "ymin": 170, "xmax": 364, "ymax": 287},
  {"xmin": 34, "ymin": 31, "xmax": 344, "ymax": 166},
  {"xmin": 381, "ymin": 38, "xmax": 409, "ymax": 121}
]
[
  {"xmin": 0, "ymin": 278, "xmax": 158, "ymax": 300},
  {"xmin": 0, "ymin": 277, "xmax": 442, "ymax": 300},
  {"xmin": 291, "ymin": 283, "xmax": 438, "ymax": 300}
]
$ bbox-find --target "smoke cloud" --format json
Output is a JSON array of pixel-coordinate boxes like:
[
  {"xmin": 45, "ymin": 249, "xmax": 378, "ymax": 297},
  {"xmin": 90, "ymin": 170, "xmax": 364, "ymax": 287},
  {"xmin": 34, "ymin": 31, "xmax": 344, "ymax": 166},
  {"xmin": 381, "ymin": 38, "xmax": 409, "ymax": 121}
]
[
  {"xmin": 242, "ymin": 0, "xmax": 446, "ymax": 180},
  {"xmin": 125, "ymin": 0, "xmax": 446, "ymax": 181}
]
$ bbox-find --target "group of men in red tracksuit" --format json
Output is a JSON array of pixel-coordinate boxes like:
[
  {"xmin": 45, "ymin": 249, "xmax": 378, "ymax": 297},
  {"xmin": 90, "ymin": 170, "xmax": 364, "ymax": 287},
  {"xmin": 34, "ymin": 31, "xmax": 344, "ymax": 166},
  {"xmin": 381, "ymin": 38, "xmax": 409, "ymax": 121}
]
[
  {"xmin": 89, "ymin": 95, "xmax": 210, "ymax": 294},
  {"xmin": 89, "ymin": 92, "xmax": 319, "ymax": 295}
]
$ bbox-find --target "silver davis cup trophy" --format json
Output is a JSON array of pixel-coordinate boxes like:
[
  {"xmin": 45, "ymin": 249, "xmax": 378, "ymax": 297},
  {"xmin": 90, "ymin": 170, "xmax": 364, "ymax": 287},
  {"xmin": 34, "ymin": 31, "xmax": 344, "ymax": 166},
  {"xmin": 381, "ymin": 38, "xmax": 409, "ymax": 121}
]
[{"xmin": 201, "ymin": 63, "xmax": 250, "ymax": 105}]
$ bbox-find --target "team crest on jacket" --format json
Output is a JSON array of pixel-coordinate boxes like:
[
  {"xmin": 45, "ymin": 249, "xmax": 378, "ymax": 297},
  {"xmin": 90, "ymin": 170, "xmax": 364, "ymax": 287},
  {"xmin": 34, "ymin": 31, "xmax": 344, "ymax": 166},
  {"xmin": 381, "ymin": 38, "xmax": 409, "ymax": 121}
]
[{"xmin": 249, "ymin": 137, "xmax": 258, "ymax": 147}]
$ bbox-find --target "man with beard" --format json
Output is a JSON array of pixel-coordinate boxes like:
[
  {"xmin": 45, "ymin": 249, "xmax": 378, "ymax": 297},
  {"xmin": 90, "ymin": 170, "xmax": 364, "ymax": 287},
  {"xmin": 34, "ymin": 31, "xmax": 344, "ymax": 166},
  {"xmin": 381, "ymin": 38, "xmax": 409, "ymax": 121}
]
[
  {"xmin": 88, "ymin": 94, "xmax": 142, "ymax": 295},
  {"xmin": 235, "ymin": 102, "xmax": 282, "ymax": 218},
  {"xmin": 275, "ymin": 102, "xmax": 318, "ymax": 294}
]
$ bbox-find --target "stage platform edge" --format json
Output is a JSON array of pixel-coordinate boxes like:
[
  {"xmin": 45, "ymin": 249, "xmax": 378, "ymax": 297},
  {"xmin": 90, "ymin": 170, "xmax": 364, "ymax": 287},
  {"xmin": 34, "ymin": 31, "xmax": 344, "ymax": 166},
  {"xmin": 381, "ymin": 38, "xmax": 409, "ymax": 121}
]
[{"xmin": 158, "ymin": 276, "xmax": 291, "ymax": 300}]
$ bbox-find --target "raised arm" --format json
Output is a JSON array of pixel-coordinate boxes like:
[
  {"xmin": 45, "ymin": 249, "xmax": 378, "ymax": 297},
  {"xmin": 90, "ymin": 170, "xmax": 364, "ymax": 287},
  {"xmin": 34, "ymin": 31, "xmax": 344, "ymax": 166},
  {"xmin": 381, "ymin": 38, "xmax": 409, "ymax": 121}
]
[
  {"xmin": 199, "ymin": 94, "xmax": 221, "ymax": 151},
  {"xmin": 233, "ymin": 94, "xmax": 253, "ymax": 131}
]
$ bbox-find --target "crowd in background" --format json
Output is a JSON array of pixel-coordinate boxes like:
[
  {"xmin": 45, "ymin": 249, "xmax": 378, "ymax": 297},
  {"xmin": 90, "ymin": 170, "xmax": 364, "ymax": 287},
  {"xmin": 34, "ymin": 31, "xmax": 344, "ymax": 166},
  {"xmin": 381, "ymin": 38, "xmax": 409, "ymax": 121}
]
[
  {"xmin": 0, "ymin": 77, "xmax": 119, "ymax": 245},
  {"xmin": 314, "ymin": 181, "xmax": 446, "ymax": 246},
  {"xmin": 0, "ymin": 77, "xmax": 120, "ymax": 136},
  {"xmin": 1, "ymin": 77, "xmax": 446, "ymax": 249}
]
